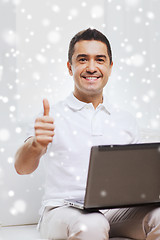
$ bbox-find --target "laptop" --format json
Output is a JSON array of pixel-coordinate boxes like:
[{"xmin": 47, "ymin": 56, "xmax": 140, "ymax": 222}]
[{"xmin": 65, "ymin": 142, "xmax": 160, "ymax": 210}]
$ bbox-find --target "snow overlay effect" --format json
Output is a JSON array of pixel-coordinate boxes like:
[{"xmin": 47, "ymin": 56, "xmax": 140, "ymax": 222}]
[{"xmin": 0, "ymin": 0, "xmax": 160, "ymax": 226}]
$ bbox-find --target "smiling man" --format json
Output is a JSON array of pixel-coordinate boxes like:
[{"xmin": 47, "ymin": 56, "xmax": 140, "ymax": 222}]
[
  {"xmin": 67, "ymin": 39, "xmax": 113, "ymax": 108},
  {"xmin": 15, "ymin": 28, "xmax": 160, "ymax": 240}
]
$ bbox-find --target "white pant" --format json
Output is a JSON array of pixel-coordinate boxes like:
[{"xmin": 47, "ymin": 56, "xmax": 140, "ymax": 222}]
[{"xmin": 40, "ymin": 205, "xmax": 160, "ymax": 240}]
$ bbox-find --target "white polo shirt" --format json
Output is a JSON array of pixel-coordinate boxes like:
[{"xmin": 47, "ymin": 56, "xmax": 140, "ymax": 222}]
[{"xmin": 28, "ymin": 93, "xmax": 139, "ymax": 214}]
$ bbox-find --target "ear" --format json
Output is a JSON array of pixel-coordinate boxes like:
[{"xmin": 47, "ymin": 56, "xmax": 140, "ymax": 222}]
[
  {"xmin": 109, "ymin": 61, "xmax": 113, "ymax": 76},
  {"xmin": 67, "ymin": 61, "xmax": 73, "ymax": 76}
]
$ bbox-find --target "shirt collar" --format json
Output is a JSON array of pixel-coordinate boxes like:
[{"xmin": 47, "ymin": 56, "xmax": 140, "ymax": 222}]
[
  {"xmin": 66, "ymin": 93, "xmax": 87, "ymax": 111},
  {"xmin": 66, "ymin": 92, "xmax": 112, "ymax": 114},
  {"xmin": 101, "ymin": 95, "xmax": 112, "ymax": 114}
]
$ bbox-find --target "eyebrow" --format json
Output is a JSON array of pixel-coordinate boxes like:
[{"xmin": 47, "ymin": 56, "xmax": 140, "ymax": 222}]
[
  {"xmin": 96, "ymin": 55, "xmax": 107, "ymax": 59},
  {"xmin": 76, "ymin": 54, "xmax": 88, "ymax": 59},
  {"xmin": 76, "ymin": 54, "xmax": 107, "ymax": 59}
]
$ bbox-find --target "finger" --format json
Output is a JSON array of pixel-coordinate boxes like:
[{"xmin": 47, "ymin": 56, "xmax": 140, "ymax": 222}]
[
  {"xmin": 36, "ymin": 136, "xmax": 53, "ymax": 146},
  {"xmin": 35, "ymin": 122, "xmax": 55, "ymax": 130},
  {"xmin": 43, "ymin": 98, "xmax": 50, "ymax": 116},
  {"xmin": 35, "ymin": 129, "xmax": 55, "ymax": 137},
  {"xmin": 35, "ymin": 116, "xmax": 54, "ymax": 124}
]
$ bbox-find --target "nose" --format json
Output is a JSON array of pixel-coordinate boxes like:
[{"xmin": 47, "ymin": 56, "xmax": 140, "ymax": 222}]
[{"xmin": 86, "ymin": 59, "xmax": 97, "ymax": 73}]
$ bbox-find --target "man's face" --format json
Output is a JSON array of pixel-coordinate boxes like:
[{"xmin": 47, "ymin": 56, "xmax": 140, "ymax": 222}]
[{"xmin": 67, "ymin": 40, "xmax": 113, "ymax": 99}]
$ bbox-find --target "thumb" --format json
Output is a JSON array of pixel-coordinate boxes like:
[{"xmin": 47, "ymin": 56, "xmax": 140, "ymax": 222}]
[{"xmin": 43, "ymin": 98, "xmax": 50, "ymax": 116}]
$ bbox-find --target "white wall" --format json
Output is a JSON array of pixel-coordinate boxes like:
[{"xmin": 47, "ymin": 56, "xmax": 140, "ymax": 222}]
[{"xmin": 0, "ymin": 0, "xmax": 160, "ymax": 226}]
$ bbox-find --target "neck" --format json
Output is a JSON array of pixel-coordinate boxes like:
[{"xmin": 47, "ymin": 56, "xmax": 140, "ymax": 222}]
[{"xmin": 73, "ymin": 90, "xmax": 103, "ymax": 109}]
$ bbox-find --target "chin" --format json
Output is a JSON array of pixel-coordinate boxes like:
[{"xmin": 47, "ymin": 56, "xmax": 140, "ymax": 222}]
[{"xmin": 84, "ymin": 88, "xmax": 102, "ymax": 95}]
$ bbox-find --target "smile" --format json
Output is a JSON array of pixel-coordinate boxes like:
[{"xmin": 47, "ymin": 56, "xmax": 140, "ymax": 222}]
[{"xmin": 82, "ymin": 76, "xmax": 101, "ymax": 81}]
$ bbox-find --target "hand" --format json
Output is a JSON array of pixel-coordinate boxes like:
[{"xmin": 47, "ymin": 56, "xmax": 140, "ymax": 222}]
[{"xmin": 34, "ymin": 99, "xmax": 55, "ymax": 148}]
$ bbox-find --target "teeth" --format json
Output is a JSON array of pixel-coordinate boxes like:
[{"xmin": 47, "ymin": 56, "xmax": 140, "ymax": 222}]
[{"xmin": 85, "ymin": 77, "xmax": 98, "ymax": 80}]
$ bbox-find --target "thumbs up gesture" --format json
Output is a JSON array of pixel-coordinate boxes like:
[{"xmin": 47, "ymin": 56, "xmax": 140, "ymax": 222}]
[{"xmin": 34, "ymin": 99, "xmax": 55, "ymax": 148}]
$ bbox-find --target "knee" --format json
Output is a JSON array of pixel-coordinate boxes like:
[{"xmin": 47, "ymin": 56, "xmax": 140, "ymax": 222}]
[
  {"xmin": 147, "ymin": 207, "xmax": 160, "ymax": 225},
  {"xmin": 143, "ymin": 207, "xmax": 160, "ymax": 233},
  {"xmin": 69, "ymin": 212, "xmax": 110, "ymax": 240},
  {"xmin": 79, "ymin": 212, "xmax": 110, "ymax": 231}
]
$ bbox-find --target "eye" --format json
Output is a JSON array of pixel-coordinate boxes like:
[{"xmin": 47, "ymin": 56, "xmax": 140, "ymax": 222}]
[
  {"xmin": 97, "ymin": 58, "xmax": 105, "ymax": 63},
  {"xmin": 79, "ymin": 58, "xmax": 87, "ymax": 63}
]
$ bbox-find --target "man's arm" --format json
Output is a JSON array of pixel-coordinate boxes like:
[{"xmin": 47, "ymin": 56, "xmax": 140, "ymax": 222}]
[{"xmin": 14, "ymin": 99, "xmax": 55, "ymax": 175}]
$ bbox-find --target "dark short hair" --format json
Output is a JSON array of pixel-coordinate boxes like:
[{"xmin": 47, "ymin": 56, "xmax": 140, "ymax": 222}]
[{"xmin": 68, "ymin": 28, "xmax": 112, "ymax": 65}]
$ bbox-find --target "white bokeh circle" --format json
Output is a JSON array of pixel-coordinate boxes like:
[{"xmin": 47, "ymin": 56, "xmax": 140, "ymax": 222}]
[
  {"xmin": 0, "ymin": 129, "xmax": 10, "ymax": 141},
  {"xmin": 47, "ymin": 31, "xmax": 61, "ymax": 44},
  {"xmin": 91, "ymin": 5, "xmax": 104, "ymax": 18}
]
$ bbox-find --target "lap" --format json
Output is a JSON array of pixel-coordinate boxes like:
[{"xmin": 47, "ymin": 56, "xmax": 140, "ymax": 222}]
[{"xmin": 40, "ymin": 205, "xmax": 160, "ymax": 240}]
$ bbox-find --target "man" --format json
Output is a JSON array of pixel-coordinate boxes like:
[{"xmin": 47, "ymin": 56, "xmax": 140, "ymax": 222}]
[{"xmin": 15, "ymin": 28, "xmax": 160, "ymax": 240}]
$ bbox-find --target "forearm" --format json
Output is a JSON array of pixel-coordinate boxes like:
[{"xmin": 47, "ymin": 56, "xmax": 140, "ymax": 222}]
[{"xmin": 14, "ymin": 136, "xmax": 47, "ymax": 175}]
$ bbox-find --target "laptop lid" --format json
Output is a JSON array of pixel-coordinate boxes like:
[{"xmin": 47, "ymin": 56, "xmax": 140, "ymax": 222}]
[{"xmin": 84, "ymin": 142, "xmax": 160, "ymax": 209}]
